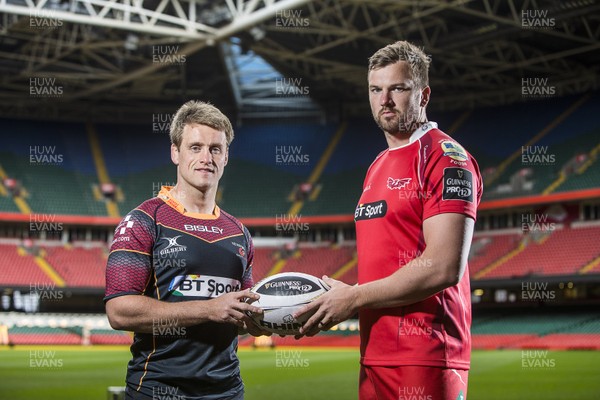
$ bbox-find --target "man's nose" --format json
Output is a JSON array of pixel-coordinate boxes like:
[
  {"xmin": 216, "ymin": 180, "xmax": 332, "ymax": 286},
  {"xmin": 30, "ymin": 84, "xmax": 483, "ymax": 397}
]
[
  {"xmin": 198, "ymin": 147, "xmax": 212, "ymax": 163},
  {"xmin": 380, "ymin": 90, "xmax": 393, "ymax": 107}
]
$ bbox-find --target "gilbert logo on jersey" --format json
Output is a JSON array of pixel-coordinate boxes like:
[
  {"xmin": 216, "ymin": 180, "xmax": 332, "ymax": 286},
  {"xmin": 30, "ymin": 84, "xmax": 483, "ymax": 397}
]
[
  {"xmin": 169, "ymin": 275, "xmax": 241, "ymax": 298},
  {"xmin": 355, "ymin": 200, "xmax": 387, "ymax": 221}
]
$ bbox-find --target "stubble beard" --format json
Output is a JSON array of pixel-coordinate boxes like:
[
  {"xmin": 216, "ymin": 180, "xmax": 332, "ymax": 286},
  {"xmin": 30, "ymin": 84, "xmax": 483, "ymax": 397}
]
[{"xmin": 374, "ymin": 108, "xmax": 421, "ymax": 136}]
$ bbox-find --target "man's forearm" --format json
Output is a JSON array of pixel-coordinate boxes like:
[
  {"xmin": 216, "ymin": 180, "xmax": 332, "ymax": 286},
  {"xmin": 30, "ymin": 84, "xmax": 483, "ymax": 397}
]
[
  {"xmin": 355, "ymin": 255, "xmax": 461, "ymax": 310},
  {"xmin": 106, "ymin": 290, "xmax": 263, "ymax": 333},
  {"xmin": 106, "ymin": 295, "xmax": 212, "ymax": 333}
]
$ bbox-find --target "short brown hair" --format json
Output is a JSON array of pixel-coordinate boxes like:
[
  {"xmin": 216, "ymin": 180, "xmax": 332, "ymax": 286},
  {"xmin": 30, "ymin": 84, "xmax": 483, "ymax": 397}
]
[
  {"xmin": 170, "ymin": 101, "xmax": 234, "ymax": 148},
  {"xmin": 368, "ymin": 41, "xmax": 430, "ymax": 89}
]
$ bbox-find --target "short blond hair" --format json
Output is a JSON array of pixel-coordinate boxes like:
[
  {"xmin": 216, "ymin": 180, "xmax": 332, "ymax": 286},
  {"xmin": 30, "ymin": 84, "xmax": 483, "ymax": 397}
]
[
  {"xmin": 170, "ymin": 100, "xmax": 234, "ymax": 148},
  {"xmin": 368, "ymin": 41, "xmax": 430, "ymax": 89}
]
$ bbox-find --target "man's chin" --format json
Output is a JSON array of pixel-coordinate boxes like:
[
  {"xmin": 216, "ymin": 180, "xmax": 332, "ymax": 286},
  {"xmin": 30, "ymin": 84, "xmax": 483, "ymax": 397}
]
[{"xmin": 376, "ymin": 119, "xmax": 401, "ymax": 135}]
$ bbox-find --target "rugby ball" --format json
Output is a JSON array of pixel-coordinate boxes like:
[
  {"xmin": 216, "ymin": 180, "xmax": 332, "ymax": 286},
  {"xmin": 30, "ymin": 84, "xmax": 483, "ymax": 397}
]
[{"xmin": 246, "ymin": 272, "xmax": 330, "ymax": 335}]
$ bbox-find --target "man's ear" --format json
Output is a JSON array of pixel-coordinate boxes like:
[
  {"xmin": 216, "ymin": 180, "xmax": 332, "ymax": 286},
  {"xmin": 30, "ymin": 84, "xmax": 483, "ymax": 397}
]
[
  {"xmin": 420, "ymin": 86, "xmax": 431, "ymax": 107},
  {"xmin": 171, "ymin": 143, "xmax": 179, "ymax": 165}
]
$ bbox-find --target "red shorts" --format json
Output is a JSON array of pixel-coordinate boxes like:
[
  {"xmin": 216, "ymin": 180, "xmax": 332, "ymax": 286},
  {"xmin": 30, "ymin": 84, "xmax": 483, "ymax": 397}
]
[{"xmin": 359, "ymin": 365, "xmax": 468, "ymax": 400}]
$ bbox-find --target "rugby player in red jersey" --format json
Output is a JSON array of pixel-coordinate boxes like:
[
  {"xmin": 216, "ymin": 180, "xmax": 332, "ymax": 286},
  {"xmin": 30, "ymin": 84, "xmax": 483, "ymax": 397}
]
[
  {"xmin": 105, "ymin": 101, "xmax": 269, "ymax": 400},
  {"xmin": 296, "ymin": 41, "xmax": 483, "ymax": 400}
]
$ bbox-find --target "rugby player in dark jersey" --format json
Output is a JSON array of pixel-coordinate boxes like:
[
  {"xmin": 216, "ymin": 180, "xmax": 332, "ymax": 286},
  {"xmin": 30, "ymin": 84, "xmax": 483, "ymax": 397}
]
[{"xmin": 105, "ymin": 101, "xmax": 269, "ymax": 400}]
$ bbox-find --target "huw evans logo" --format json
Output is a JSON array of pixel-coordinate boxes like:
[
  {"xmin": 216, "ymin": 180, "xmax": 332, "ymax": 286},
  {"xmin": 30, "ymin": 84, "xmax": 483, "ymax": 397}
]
[
  {"xmin": 275, "ymin": 214, "xmax": 309, "ymax": 232},
  {"xmin": 275, "ymin": 350, "xmax": 310, "ymax": 368},
  {"xmin": 521, "ymin": 281, "xmax": 556, "ymax": 301},
  {"xmin": 521, "ymin": 214, "xmax": 555, "ymax": 232},
  {"xmin": 30, "ymin": 146, "xmax": 63, "ymax": 165},
  {"xmin": 29, "ymin": 214, "xmax": 63, "ymax": 232},
  {"xmin": 521, "ymin": 350, "xmax": 556, "ymax": 369},
  {"xmin": 521, "ymin": 145, "xmax": 555, "ymax": 165},
  {"xmin": 521, "ymin": 78, "xmax": 556, "ymax": 98},
  {"xmin": 275, "ymin": 77, "xmax": 309, "ymax": 96},
  {"xmin": 521, "ymin": 10, "xmax": 555, "ymax": 29},
  {"xmin": 30, "ymin": 282, "xmax": 64, "ymax": 301},
  {"xmin": 152, "ymin": 114, "xmax": 173, "ymax": 133},
  {"xmin": 29, "ymin": 9, "xmax": 63, "ymax": 29},
  {"xmin": 152, "ymin": 385, "xmax": 187, "ymax": 400},
  {"xmin": 398, "ymin": 318, "xmax": 433, "ymax": 337},
  {"xmin": 275, "ymin": 9, "xmax": 310, "ymax": 28},
  {"xmin": 152, "ymin": 318, "xmax": 186, "ymax": 338},
  {"xmin": 29, "ymin": 350, "xmax": 63, "ymax": 369},
  {"xmin": 29, "ymin": 77, "xmax": 63, "ymax": 97},
  {"xmin": 275, "ymin": 145, "xmax": 310, "ymax": 165},
  {"xmin": 398, "ymin": 386, "xmax": 432, "ymax": 400},
  {"xmin": 152, "ymin": 45, "xmax": 186, "ymax": 65}
]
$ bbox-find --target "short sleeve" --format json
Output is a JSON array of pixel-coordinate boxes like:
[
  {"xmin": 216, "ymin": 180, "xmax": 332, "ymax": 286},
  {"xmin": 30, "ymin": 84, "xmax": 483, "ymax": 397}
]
[
  {"xmin": 241, "ymin": 226, "xmax": 255, "ymax": 290},
  {"xmin": 422, "ymin": 139, "xmax": 483, "ymax": 221},
  {"xmin": 104, "ymin": 209, "xmax": 156, "ymax": 302}
]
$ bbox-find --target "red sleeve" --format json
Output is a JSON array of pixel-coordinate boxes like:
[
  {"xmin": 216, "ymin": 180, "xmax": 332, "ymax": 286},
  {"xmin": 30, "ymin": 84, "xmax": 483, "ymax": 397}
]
[
  {"xmin": 422, "ymin": 138, "xmax": 482, "ymax": 221},
  {"xmin": 104, "ymin": 209, "xmax": 156, "ymax": 301}
]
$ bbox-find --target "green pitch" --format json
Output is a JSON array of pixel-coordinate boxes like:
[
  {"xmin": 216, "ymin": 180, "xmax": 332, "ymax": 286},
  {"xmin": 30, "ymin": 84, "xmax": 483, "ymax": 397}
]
[{"xmin": 0, "ymin": 346, "xmax": 599, "ymax": 399}]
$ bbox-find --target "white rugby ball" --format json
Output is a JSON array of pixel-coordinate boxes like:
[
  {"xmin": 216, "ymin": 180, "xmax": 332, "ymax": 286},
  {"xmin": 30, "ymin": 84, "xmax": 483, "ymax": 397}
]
[{"xmin": 246, "ymin": 272, "xmax": 330, "ymax": 335}]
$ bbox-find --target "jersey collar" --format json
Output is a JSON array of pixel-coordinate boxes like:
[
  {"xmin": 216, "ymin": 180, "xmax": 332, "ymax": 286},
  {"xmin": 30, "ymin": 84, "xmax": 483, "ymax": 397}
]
[
  {"xmin": 388, "ymin": 121, "xmax": 438, "ymax": 151},
  {"xmin": 158, "ymin": 186, "xmax": 220, "ymax": 220}
]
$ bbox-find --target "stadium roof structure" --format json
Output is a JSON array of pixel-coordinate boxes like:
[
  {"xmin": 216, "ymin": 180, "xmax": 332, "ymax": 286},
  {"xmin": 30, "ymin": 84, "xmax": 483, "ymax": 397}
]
[{"xmin": 0, "ymin": 0, "xmax": 598, "ymax": 122}]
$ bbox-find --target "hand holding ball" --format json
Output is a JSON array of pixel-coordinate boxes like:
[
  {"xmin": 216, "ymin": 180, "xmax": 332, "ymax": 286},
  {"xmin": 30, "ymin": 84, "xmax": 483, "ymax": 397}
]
[{"xmin": 245, "ymin": 272, "xmax": 330, "ymax": 335}]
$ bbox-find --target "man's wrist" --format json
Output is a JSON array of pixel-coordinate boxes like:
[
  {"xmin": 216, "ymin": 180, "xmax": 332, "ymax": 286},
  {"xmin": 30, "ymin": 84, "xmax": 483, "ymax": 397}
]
[{"xmin": 351, "ymin": 284, "xmax": 365, "ymax": 313}]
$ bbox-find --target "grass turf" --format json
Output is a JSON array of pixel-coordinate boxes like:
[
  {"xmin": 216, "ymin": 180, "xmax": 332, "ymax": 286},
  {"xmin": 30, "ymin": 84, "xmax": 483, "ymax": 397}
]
[{"xmin": 0, "ymin": 346, "xmax": 599, "ymax": 399}]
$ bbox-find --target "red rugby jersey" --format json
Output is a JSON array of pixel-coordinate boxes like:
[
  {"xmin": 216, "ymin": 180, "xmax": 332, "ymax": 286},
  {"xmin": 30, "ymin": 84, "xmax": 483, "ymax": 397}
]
[{"xmin": 355, "ymin": 122, "xmax": 482, "ymax": 369}]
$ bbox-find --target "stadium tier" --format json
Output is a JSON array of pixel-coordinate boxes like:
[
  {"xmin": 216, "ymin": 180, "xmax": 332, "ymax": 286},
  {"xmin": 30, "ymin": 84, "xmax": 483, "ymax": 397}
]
[
  {"xmin": 0, "ymin": 244, "xmax": 53, "ymax": 286},
  {"xmin": 0, "ymin": 119, "xmax": 106, "ymax": 216},
  {"xmin": 89, "ymin": 328, "xmax": 132, "ymax": 345},
  {"xmin": 278, "ymin": 246, "xmax": 355, "ymax": 280},
  {"xmin": 1, "ymin": 94, "xmax": 598, "ymax": 218},
  {"xmin": 42, "ymin": 246, "xmax": 106, "ymax": 288},
  {"xmin": 471, "ymin": 310, "xmax": 600, "ymax": 350},
  {"xmin": 6, "ymin": 326, "xmax": 82, "ymax": 345},
  {"xmin": 473, "ymin": 225, "xmax": 600, "ymax": 279},
  {"xmin": 0, "ymin": 243, "xmax": 106, "ymax": 289},
  {"xmin": 2, "ymin": 224, "xmax": 599, "ymax": 290},
  {"xmin": 468, "ymin": 231, "xmax": 522, "ymax": 277},
  {"xmin": 1, "ymin": 314, "xmax": 132, "ymax": 346},
  {"xmin": 251, "ymin": 247, "xmax": 280, "ymax": 280}
]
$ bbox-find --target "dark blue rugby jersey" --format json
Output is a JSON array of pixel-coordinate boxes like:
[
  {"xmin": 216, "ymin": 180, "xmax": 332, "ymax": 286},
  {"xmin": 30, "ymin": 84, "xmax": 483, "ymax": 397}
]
[{"xmin": 105, "ymin": 186, "xmax": 254, "ymax": 400}]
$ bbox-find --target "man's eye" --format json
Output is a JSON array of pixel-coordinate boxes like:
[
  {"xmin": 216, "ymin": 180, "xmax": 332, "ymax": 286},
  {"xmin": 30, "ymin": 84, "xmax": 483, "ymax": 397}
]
[{"xmin": 211, "ymin": 147, "xmax": 221, "ymax": 154}]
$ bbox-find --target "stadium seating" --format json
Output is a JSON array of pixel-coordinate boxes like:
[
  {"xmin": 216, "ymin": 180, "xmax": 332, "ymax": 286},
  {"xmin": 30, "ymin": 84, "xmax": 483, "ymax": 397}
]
[
  {"xmin": 251, "ymin": 247, "xmax": 279, "ymax": 280},
  {"xmin": 0, "ymin": 190, "xmax": 19, "ymax": 213},
  {"xmin": 556, "ymin": 139, "xmax": 600, "ymax": 193},
  {"xmin": 42, "ymin": 246, "xmax": 106, "ymax": 288},
  {"xmin": 279, "ymin": 246, "xmax": 355, "ymax": 280},
  {"xmin": 0, "ymin": 244, "xmax": 53, "ymax": 286},
  {"xmin": 0, "ymin": 119, "xmax": 106, "ymax": 216},
  {"xmin": 469, "ymin": 232, "xmax": 522, "ymax": 277},
  {"xmin": 0, "ymin": 94, "xmax": 598, "ymax": 218},
  {"xmin": 468, "ymin": 95, "xmax": 596, "ymax": 194},
  {"xmin": 89, "ymin": 329, "xmax": 132, "ymax": 345},
  {"xmin": 471, "ymin": 309, "xmax": 600, "ymax": 350},
  {"xmin": 7, "ymin": 326, "xmax": 82, "ymax": 345},
  {"xmin": 483, "ymin": 226, "xmax": 600, "ymax": 278}
]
